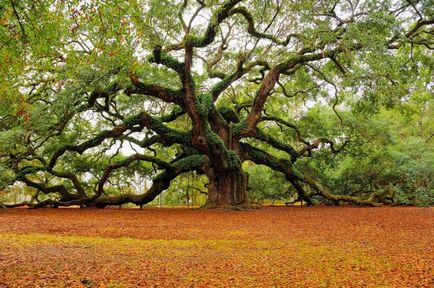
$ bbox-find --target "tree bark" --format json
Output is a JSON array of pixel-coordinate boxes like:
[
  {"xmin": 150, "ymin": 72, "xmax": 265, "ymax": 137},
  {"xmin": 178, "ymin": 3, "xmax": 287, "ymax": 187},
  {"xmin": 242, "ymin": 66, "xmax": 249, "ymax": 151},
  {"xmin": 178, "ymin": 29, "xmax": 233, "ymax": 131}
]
[
  {"xmin": 204, "ymin": 165, "xmax": 248, "ymax": 208},
  {"xmin": 202, "ymin": 124, "xmax": 249, "ymax": 208}
]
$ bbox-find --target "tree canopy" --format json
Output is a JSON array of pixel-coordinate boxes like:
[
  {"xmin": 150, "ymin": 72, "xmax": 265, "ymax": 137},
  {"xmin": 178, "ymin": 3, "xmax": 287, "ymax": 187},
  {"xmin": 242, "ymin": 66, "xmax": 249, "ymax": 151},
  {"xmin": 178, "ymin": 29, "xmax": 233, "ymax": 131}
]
[{"xmin": 0, "ymin": 0, "xmax": 433, "ymax": 208}]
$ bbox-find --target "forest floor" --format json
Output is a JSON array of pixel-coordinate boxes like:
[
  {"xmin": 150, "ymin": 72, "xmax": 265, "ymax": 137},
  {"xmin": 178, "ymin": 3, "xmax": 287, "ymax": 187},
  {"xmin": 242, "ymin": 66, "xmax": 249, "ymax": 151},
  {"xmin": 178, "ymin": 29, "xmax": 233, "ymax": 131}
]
[{"xmin": 0, "ymin": 206, "xmax": 433, "ymax": 288}]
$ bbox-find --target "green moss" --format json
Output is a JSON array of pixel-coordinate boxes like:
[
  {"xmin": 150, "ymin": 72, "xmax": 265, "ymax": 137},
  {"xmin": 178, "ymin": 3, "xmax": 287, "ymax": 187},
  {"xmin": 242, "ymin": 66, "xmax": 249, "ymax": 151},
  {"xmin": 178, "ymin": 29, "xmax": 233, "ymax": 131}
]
[
  {"xmin": 123, "ymin": 114, "xmax": 142, "ymax": 126},
  {"xmin": 166, "ymin": 130, "xmax": 191, "ymax": 144},
  {"xmin": 231, "ymin": 121, "xmax": 246, "ymax": 135},
  {"xmin": 218, "ymin": 106, "xmax": 239, "ymax": 123},
  {"xmin": 245, "ymin": 144, "xmax": 293, "ymax": 172},
  {"xmin": 160, "ymin": 53, "xmax": 184, "ymax": 74},
  {"xmin": 184, "ymin": 35, "xmax": 204, "ymax": 47},
  {"xmin": 163, "ymin": 88, "xmax": 183, "ymax": 103},
  {"xmin": 196, "ymin": 93, "xmax": 214, "ymax": 117},
  {"xmin": 204, "ymin": 125, "xmax": 225, "ymax": 147},
  {"xmin": 183, "ymin": 145, "xmax": 199, "ymax": 156},
  {"xmin": 150, "ymin": 50, "xmax": 184, "ymax": 74},
  {"xmin": 152, "ymin": 171, "xmax": 170, "ymax": 182},
  {"xmin": 203, "ymin": 125, "xmax": 241, "ymax": 170},
  {"xmin": 125, "ymin": 112, "xmax": 188, "ymax": 144},
  {"xmin": 211, "ymin": 75, "xmax": 232, "ymax": 97},
  {"xmin": 173, "ymin": 154, "xmax": 207, "ymax": 171},
  {"xmin": 148, "ymin": 117, "xmax": 164, "ymax": 132},
  {"xmin": 183, "ymin": 0, "xmax": 232, "ymax": 47},
  {"xmin": 209, "ymin": 10, "xmax": 219, "ymax": 26},
  {"xmin": 226, "ymin": 150, "xmax": 241, "ymax": 170},
  {"xmin": 148, "ymin": 116, "xmax": 189, "ymax": 144},
  {"xmin": 217, "ymin": 106, "xmax": 233, "ymax": 115},
  {"xmin": 161, "ymin": 106, "xmax": 183, "ymax": 120}
]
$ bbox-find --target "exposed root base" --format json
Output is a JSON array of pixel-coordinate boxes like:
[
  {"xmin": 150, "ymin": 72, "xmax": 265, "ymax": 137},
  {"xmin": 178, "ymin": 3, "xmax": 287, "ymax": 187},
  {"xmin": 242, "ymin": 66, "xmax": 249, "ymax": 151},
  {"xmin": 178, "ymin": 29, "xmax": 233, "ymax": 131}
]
[{"xmin": 201, "ymin": 201, "xmax": 251, "ymax": 210}]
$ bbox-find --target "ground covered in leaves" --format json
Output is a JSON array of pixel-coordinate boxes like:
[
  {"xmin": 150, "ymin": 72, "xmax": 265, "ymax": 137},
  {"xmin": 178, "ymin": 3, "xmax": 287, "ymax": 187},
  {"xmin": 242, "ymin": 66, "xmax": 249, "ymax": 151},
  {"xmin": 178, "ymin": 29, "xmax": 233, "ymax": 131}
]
[{"xmin": 0, "ymin": 206, "xmax": 433, "ymax": 287}]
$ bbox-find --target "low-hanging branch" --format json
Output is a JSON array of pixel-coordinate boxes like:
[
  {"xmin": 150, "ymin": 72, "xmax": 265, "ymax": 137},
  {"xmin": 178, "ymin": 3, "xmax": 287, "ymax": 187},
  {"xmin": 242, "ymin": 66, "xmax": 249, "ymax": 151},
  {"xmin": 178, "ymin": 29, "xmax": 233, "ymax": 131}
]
[
  {"xmin": 240, "ymin": 142, "xmax": 380, "ymax": 206},
  {"xmin": 45, "ymin": 111, "xmax": 188, "ymax": 171},
  {"xmin": 92, "ymin": 154, "xmax": 173, "ymax": 200}
]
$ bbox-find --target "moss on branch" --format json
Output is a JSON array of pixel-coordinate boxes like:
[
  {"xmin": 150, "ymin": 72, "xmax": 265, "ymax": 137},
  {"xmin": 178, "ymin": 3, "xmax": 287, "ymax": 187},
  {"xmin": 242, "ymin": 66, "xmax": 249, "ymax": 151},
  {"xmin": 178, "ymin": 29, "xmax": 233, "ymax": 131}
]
[
  {"xmin": 150, "ymin": 46, "xmax": 185, "ymax": 75},
  {"xmin": 202, "ymin": 125, "xmax": 241, "ymax": 170},
  {"xmin": 231, "ymin": 121, "xmax": 247, "ymax": 135},
  {"xmin": 196, "ymin": 93, "xmax": 214, "ymax": 117},
  {"xmin": 218, "ymin": 106, "xmax": 239, "ymax": 123},
  {"xmin": 172, "ymin": 154, "xmax": 207, "ymax": 172},
  {"xmin": 183, "ymin": 0, "xmax": 242, "ymax": 47}
]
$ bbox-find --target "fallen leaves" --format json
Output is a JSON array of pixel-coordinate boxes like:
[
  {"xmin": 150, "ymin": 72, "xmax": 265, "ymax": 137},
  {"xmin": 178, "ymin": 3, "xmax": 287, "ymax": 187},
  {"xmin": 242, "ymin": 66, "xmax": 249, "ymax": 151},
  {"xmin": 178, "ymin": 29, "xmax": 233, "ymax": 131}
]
[{"xmin": 0, "ymin": 206, "xmax": 433, "ymax": 287}]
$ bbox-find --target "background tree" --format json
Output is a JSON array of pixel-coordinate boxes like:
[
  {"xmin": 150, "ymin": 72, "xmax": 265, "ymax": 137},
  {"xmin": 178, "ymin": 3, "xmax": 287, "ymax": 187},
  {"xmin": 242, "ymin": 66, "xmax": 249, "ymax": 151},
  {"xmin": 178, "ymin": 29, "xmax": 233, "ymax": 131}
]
[{"xmin": 0, "ymin": 0, "xmax": 432, "ymax": 208}]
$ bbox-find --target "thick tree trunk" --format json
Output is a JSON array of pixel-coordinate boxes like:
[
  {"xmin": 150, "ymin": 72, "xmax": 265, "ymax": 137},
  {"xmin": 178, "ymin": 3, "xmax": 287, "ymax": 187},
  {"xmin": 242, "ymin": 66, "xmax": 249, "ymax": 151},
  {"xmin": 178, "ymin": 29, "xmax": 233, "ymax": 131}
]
[
  {"xmin": 198, "ymin": 120, "xmax": 250, "ymax": 208},
  {"xmin": 204, "ymin": 165, "xmax": 249, "ymax": 208}
]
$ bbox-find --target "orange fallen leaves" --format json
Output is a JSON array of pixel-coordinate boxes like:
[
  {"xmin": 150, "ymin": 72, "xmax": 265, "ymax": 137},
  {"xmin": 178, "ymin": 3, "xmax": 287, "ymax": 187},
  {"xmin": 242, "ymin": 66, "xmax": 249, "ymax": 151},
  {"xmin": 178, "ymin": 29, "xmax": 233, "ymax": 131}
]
[{"xmin": 0, "ymin": 206, "xmax": 433, "ymax": 287}]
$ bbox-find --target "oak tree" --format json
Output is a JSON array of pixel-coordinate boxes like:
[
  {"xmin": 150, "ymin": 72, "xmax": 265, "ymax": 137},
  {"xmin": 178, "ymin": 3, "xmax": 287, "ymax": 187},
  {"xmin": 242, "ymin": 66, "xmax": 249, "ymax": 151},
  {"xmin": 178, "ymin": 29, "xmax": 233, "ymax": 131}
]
[{"xmin": 0, "ymin": 0, "xmax": 432, "ymax": 208}]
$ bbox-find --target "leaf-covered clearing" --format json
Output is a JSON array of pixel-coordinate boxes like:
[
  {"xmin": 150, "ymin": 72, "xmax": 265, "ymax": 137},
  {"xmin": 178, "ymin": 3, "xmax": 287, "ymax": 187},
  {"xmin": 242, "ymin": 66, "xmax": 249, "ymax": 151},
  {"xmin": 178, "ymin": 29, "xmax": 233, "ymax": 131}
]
[{"xmin": 0, "ymin": 207, "xmax": 433, "ymax": 287}]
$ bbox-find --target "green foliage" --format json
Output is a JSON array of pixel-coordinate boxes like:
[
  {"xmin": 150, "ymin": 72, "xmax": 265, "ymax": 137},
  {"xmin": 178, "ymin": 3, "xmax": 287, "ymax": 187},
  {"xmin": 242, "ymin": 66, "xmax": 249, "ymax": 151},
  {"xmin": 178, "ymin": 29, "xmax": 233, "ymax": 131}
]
[
  {"xmin": 246, "ymin": 164, "xmax": 291, "ymax": 202},
  {"xmin": 152, "ymin": 172, "xmax": 208, "ymax": 206},
  {"xmin": 0, "ymin": 165, "xmax": 15, "ymax": 190},
  {"xmin": 294, "ymin": 102, "xmax": 434, "ymax": 206},
  {"xmin": 15, "ymin": 166, "xmax": 45, "ymax": 180}
]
